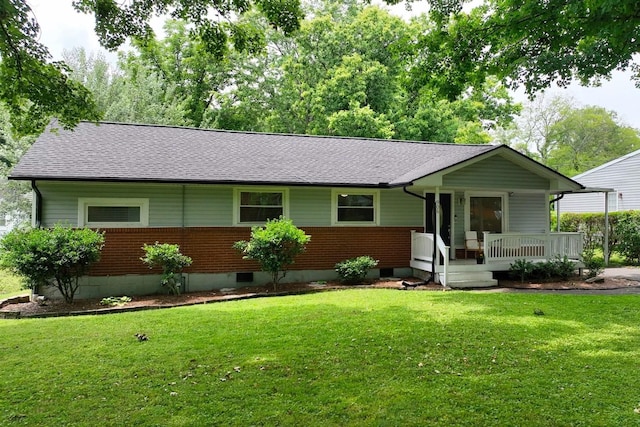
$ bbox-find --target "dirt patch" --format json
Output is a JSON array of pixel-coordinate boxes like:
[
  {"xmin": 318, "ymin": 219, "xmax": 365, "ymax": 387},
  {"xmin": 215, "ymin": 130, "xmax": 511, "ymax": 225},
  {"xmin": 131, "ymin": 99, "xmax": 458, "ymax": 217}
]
[{"xmin": 2, "ymin": 275, "xmax": 638, "ymax": 318}]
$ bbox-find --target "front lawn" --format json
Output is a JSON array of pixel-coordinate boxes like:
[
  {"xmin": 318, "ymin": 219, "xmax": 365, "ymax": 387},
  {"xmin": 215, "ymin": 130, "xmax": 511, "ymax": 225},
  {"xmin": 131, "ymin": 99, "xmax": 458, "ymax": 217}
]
[
  {"xmin": 1, "ymin": 290, "xmax": 639, "ymax": 426},
  {"xmin": 0, "ymin": 270, "xmax": 24, "ymax": 299}
]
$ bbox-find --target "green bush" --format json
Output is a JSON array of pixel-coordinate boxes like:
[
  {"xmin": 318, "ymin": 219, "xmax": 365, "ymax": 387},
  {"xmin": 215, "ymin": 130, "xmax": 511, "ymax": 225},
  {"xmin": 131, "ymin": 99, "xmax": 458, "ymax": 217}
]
[
  {"xmin": 0, "ymin": 225, "xmax": 105, "ymax": 303},
  {"xmin": 548, "ymin": 255, "xmax": 576, "ymax": 281},
  {"xmin": 100, "ymin": 296, "xmax": 132, "ymax": 306},
  {"xmin": 141, "ymin": 242, "xmax": 192, "ymax": 295},
  {"xmin": 614, "ymin": 212, "xmax": 640, "ymax": 264},
  {"xmin": 509, "ymin": 259, "xmax": 535, "ymax": 283},
  {"xmin": 509, "ymin": 256, "xmax": 577, "ymax": 282},
  {"xmin": 335, "ymin": 256, "xmax": 379, "ymax": 284},
  {"xmin": 554, "ymin": 210, "xmax": 640, "ymax": 260},
  {"xmin": 582, "ymin": 249, "xmax": 605, "ymax": 278},
  {"xmin": 233, "ymin": 217, "xmax": 311, "ymax": 290}
]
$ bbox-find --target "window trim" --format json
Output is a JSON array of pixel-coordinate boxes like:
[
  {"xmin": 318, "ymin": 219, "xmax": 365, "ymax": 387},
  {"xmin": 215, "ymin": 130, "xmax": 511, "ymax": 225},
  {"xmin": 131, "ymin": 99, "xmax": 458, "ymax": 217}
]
[
  {"xmin": 233, "ymin": 188, "xmax": 289, "ymax": 226},
  {"xmin": 331, "ymin": 189, "xmax": 380, "ymax": 226},
  {"xmin": 464, "ymin": 191, "xmax": 508, "ymax": 234},
  {"xmin": 78, "ymin": 198, "xmax": 149, "ymax": 228}
]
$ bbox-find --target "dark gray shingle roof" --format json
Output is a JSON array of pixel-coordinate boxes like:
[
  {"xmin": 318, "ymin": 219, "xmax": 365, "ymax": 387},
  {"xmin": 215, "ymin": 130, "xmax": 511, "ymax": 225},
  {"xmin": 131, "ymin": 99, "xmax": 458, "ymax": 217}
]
[{"xmin": 10, "ymin": 121, "xmax": 501, "ymax": 187}]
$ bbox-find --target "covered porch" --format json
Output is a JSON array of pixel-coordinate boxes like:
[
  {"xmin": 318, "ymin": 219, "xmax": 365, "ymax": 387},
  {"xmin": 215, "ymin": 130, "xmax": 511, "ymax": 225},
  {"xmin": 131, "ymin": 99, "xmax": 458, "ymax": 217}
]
[{"xmin": 410, "ymin": 230, "xmax": 583, "ymax": 287}]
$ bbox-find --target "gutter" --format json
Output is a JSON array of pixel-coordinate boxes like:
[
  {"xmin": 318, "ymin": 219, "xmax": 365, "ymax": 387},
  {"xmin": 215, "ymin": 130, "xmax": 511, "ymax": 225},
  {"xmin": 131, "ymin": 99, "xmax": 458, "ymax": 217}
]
[
  {"xmin": 31, "ymin": 180, "xmax": 43, "ymax": 228},
  {"xmin": 402, "ymin": 186, "xmax": 434, "ymax": 283}
]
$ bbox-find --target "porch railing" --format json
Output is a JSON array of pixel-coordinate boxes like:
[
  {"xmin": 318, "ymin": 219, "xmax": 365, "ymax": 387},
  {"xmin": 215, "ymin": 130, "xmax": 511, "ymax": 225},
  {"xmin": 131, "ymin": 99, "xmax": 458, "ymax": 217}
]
[
  {"xmin": 410, "ymin": 230, "xmax": 450, "ymax": 286},
  {"xmin": 482, "ymin": 232, "xmax": 583, "ymax": 263},
  {"xmin": 410, "ymin": 231, "xmax": 583, "ymax": 285}
]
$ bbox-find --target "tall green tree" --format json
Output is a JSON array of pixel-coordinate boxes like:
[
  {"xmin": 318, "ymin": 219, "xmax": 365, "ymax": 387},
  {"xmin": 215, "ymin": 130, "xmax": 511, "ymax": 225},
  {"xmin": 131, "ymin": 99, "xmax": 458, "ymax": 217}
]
[
  {"xmin": 207, "ymin": 3, "xmax": 519, "ymax": 141},
  {"xmin": 0, "ymin": 0, "xmax": 100, "ymax": 134},
  {"xmin": 420, "ymin": 0, "xmax": 640, "ymax": 96},
  {"xmin": 547, "ymin": 106, "xmax": 640, "ymax": 176}
]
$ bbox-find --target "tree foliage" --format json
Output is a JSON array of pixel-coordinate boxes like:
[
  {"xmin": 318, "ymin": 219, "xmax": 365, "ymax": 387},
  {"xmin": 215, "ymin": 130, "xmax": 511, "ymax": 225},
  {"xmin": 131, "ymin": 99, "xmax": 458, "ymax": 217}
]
[
  {"xmin": 0, "ymin": 0, "xmax": 101, "ymax": 135},
  {"xmin": 205, "ymin": 4, "xmax": 520, "ymax": 141},
  {"xmin": 495, "ymin": 96, "xmax": 640, "ymax": 176},
  {"xmin": 233, "ymin": 217, "xmax": 311, "ymax": 290},
  {"xmin": 547, "ymin": 106, "xmax": 640, "ymax": 176},
  {"xmin": 0, "ymin": 226, "xmax": 105, "ymax": 302},
  {"xmin": 424, "ymin": 0, "xmax": 640, "ymax": 96}
]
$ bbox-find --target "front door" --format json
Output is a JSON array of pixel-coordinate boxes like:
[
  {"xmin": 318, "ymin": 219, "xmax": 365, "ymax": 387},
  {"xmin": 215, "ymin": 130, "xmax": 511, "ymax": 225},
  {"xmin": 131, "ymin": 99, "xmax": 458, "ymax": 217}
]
[{"xmin": 425, "ymin": 193, "xmax": 452, "ymax": 246}]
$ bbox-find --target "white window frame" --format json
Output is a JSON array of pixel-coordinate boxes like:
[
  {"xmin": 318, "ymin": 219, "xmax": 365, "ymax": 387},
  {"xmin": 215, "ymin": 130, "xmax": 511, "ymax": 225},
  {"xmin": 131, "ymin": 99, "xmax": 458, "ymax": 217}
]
[
  {"xmin": 464, "ymin": 191, "xmax": 508, "ymax": 234},
  {"xmin": 331, "ymin": 189, "xmax": 380, "ymax": 226},
  {"xmin": 233, "ymin": 188, "xmax": 289, "ymax": 225},
  {"xmin": 78, "ymin": 198, "xmax": 149, "ymax": 227}
]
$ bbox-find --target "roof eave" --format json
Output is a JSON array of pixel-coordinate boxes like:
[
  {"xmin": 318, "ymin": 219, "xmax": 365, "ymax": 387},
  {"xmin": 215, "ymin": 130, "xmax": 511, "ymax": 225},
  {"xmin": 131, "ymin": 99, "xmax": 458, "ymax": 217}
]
[{"xmin": 13, "ymin": 175, "xmax": 399, "ymax": 189}]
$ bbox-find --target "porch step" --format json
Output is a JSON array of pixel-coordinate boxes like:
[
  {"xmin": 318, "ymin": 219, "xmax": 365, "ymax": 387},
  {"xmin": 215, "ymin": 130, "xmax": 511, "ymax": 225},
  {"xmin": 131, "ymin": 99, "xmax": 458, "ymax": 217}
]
[{"xmin": 446, "ymin": 271, "xmax": 498, "ymax": 288}]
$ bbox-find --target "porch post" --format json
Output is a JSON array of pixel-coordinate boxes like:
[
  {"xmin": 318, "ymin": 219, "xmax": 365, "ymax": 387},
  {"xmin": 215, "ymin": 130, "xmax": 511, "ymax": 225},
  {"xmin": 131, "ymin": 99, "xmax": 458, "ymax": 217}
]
[{"xmin": 604, "ymin": 192, "xmax": 610, "ymax": 266}]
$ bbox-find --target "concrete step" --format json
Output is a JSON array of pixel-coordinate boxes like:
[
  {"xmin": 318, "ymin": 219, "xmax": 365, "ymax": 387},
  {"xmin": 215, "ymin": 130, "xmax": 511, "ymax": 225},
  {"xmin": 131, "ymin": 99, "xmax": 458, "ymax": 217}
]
[
  {"xmin": 447, "ymin": 279, "xmax": 498, "ymax": 288},
  {"xmin": 445, "ymin": 271, "xmax": 498, "ymax": 288}
]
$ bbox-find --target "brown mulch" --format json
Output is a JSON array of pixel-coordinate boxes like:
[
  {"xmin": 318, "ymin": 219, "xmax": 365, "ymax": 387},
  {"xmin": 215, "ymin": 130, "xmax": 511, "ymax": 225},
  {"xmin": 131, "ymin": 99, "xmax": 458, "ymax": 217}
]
[{"xmin": 2, "ymin": 276, "xmax": 639, "ymax": 319}]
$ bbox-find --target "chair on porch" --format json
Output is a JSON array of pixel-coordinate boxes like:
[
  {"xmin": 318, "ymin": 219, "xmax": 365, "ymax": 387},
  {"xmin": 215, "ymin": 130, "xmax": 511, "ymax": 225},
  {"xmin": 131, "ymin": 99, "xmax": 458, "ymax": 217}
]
[{"xmin": 465, "ymin": 231, "xmax": 482, "ymax": 259}]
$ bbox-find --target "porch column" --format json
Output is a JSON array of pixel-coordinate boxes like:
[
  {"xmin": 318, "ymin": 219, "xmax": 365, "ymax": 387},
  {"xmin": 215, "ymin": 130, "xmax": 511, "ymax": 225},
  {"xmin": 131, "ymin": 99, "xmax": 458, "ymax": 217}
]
[{"xmin": 604, "ymin": 192, "xmax": 610, "ymax": 266}]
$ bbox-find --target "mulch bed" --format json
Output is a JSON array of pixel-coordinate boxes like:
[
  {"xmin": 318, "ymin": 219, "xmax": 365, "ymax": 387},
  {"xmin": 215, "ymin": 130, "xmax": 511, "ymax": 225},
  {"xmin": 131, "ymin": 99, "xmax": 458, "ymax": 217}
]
[{"xmin": 2, "ymin": 276, "xmax": 639, "ymax": 319}]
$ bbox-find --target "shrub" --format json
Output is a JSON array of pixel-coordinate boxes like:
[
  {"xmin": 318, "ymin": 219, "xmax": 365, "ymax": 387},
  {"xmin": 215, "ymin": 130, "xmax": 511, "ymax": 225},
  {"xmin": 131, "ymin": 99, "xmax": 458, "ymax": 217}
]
[
  {"xmin": 141, "ymin": 242, "xmax": 192, "ymax": 295},
  {"xmin": 614, "ymin": 213, "xmax": 640, "ymax": 264},
  {"xmin": 335, "ymin": 256, "xmax": 379, "ymax": 284},
  {"xmin": 582, "ymin": 249, "xmax": 604, "ymax": 278},
  {"xmin": 548, "ymin": 255, "xmax": 576, "ymax": 281},
  {"xmin": 233, "ymin": 217, "xmax": 311, "ymax": 290},
  {"xmin": 509, "ymin": 259, "xmax": 535, "ymax": 283},
  {"xmin": 100, "ymin": 296, "xmax": 132, "ymax": 306},
  {"xmin": 0, "ymin": 225, "xmax": 105, "ymax": 303}
]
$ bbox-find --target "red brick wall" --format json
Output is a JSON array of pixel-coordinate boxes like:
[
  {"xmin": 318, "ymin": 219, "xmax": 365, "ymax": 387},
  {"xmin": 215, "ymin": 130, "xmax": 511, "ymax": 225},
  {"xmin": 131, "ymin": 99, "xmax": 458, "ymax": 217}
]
[{"xmin": 89, "ymin": 226, "xmax": 422, "ymax": 276}]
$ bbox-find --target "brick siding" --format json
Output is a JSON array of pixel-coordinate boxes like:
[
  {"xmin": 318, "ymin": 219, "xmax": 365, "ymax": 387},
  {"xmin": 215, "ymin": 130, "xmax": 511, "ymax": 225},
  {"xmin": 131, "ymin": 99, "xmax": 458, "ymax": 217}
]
[{"xmin": 89, "ymin": 226, "xmax": 422, "ymax": 276}]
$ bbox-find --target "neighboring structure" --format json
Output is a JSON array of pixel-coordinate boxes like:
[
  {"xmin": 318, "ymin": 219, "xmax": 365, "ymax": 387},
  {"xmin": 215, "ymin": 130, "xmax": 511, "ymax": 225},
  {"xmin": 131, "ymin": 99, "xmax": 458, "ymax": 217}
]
[
  {"xmin": 9, "ymin": 121, "xmax": 584, "ymax": 298},
  {"xmin": 557, "ymin": 148, "xmax": 640, "ymax": 213}
]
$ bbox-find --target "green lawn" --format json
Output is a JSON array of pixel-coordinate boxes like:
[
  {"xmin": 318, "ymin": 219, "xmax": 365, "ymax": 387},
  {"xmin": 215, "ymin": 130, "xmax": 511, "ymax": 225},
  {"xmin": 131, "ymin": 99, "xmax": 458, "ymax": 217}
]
[
  {"xmin": 0, "ymin": 270, "xmax": 25, "ymax": 299},
  {"xmin": 1, "ymin": 289, "xmax": 639, "ymax": 426}
]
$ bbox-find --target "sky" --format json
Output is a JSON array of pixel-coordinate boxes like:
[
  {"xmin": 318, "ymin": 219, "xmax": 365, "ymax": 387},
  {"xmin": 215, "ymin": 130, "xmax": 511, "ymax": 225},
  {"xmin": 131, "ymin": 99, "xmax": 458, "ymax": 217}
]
[{"xmin": 29, "ymin": 0, "xmax": 640, "ymax": 130}]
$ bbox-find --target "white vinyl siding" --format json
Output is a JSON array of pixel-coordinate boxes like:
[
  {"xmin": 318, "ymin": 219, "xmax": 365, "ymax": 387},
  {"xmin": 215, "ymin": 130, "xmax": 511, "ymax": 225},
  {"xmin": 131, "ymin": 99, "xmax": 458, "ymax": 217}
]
[
  {"xmin": 443, "ymin": 155, "xmax": 549, "ymax": 190},
  {"xmin": 36, "ymin": 182, "xmax": 426, "ymax": 228},
  {"xmin": 560, "ymin": 150, "xmax": 640, "ymax": 213},
  {"xmin": 508, "ymin": 192, "xmax": 548, "ymax": 233}
]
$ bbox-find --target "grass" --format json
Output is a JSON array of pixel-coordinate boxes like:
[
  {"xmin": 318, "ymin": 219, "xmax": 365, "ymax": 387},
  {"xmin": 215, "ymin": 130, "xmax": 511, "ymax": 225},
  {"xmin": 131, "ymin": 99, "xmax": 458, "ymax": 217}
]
[
  {"xmin": 1, "ymin": 289, "xmax": 640, "ymax": 426},
  {"xmin": 0, "ymin": 270, "xmax": 25, "ymax": 299}
]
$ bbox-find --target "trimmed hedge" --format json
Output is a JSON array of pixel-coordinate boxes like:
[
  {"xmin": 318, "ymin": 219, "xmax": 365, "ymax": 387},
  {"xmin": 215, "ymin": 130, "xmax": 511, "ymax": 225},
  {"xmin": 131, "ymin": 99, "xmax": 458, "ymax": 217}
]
[{"xmin": 552, "ymin": 210, "xmax": 640, "ymax": 262}]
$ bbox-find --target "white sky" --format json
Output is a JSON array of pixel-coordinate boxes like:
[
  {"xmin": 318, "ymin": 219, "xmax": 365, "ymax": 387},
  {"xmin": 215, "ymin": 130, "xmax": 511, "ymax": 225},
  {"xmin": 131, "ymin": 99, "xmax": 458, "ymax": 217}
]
[{"xmin": 29, "ymin": 0, "xmax": 640, "ymax": 130}]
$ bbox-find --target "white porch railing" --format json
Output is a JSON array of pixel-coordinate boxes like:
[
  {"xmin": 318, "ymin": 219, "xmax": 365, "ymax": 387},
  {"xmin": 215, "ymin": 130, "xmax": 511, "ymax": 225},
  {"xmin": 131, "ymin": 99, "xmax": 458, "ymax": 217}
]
[
  {"xmin": 410, "ymin": 231, "xmax": 583, "ymax": 286},
  {"xmin": 410, "ymin": 230, "xmax": 450, "ymax": 286},
  {"xmin": 482, "ymin": 232, "xmax": 583, "ymax": 263}
]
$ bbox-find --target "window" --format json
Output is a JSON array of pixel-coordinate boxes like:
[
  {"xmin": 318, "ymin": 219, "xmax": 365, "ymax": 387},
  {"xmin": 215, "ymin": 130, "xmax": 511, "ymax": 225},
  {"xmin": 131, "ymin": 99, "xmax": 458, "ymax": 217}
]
[
  {"xmin": 234, "ymin": 189, "xmax": 287, "ymax": 224},
  {"xmin": 468, "ymin": 194, "xmax": 504, "ymax": 234},
  {"xmin": 78, "ymin": 198, "xmax": 149, "ymax": 227},
  {"xmin": 332, "ymin": 190, "xmax": 379, "ymax": 225}
]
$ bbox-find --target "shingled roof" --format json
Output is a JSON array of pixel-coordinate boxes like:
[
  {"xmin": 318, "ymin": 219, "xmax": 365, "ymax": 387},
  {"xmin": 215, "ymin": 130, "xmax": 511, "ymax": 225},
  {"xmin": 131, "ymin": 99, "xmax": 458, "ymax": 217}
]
[{"xmin": 9, "ymin": 121, "xmax": 522, "ymax": 188}]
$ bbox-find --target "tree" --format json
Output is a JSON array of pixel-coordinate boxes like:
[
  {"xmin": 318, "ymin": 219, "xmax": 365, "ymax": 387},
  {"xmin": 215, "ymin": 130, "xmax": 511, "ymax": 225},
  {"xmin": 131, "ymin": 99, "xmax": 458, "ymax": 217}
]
[
  {"xmin": 72, "ymin": 0, "xmax": 303, "ymax": 55},
  {"xmin": 0, "ymin": 105, "xmax": 32, "ymax": 224},
  {"xmin": 421, "ymin": 0, "xmax": 640, "ymax": 96},
  {"xmin": 0, "ymin": 226, "xmax": 105, "ymax": 303},
  {"xmin": 493, "ymin": 94, "xmax": 574, "ymax": 161},
  {"xmin": 233, "ymin": 217, "xmax": 311, "ymax": 290},
  {"xmin": 547, "ymin": 106, "xmax": 640, "ymax": 176},
  {"xmin": 0, "ymin": 0, "xmax": 101, "ymax": 135},
  {"xmin": 208, "ymin": 3, "xmax": 519, "ymax": 141}
]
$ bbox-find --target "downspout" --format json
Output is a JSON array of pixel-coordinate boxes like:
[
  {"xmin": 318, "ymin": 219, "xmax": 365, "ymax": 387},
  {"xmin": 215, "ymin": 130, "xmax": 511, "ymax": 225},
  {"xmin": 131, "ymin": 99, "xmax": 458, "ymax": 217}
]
[
  {"xmin": 403, "ymin": 186, "xmax": 435, "ymax": 283},
  {"xmin": 31, "ymin": 180, "xmax": 43, "ymax": 228}
]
